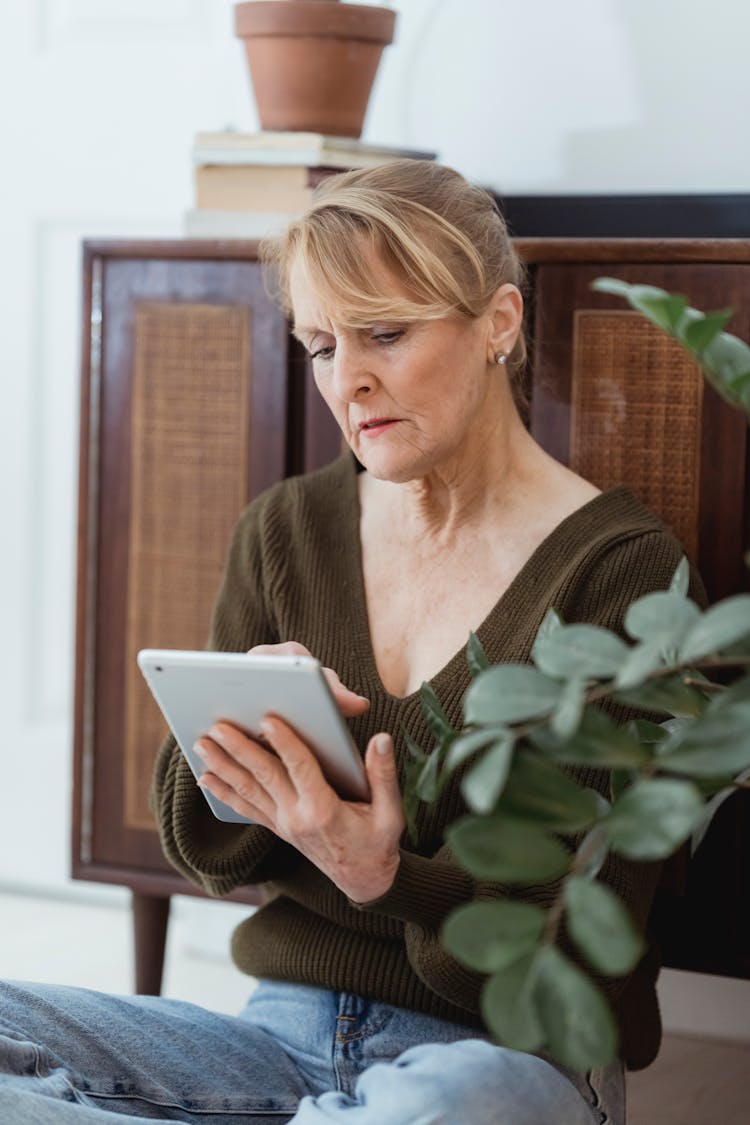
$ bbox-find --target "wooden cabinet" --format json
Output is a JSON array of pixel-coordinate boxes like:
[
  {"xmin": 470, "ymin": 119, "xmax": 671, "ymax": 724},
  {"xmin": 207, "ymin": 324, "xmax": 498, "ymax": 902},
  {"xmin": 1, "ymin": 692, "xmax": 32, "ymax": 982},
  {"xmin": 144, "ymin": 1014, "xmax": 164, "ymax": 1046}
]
[
  {"xmin": 72, "ymin": 241, "xmax": 341, "ymax": 991},
  {"xmin": 73, "ymin": 238, "xmax": 750, "ymax": 992}
]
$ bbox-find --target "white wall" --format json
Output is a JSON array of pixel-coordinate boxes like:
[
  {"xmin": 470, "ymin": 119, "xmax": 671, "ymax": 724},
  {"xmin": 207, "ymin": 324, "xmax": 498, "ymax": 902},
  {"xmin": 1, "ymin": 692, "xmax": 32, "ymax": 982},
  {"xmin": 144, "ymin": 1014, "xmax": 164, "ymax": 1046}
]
[
  {"xmin": 367, "ymin": 0, "xmax": 750, "ymax": 194},
  {"xmin": 0, "ymin": 0, "xmax": 748, "ymax": 1035}
]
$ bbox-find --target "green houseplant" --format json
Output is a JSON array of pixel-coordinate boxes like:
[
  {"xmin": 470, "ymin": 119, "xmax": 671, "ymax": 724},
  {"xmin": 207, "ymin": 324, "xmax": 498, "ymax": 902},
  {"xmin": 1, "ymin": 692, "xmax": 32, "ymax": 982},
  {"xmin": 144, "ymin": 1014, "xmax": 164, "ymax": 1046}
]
[{"xmin": 406, "ymin": 280, "xmax": 750, "ymax": 1070}]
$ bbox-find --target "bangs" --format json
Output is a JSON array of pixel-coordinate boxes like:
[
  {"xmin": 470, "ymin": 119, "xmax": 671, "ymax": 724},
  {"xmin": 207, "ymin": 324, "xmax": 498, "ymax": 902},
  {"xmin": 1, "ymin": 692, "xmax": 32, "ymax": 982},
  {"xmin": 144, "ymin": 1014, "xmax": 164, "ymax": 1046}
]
[
  {"xmin": 274, "ymin": 193, "xmax": 483, "ymax": 328},
  {"xmin": 258, "ymin": 159, "xmax": 529, "ymax": 405}
]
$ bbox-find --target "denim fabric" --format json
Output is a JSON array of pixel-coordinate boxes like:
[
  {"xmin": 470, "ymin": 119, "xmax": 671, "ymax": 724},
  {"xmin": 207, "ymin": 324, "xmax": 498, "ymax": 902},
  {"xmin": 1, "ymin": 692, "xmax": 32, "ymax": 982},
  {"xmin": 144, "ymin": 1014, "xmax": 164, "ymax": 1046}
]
[{"xmin": 0, "ymin": 979, "xmax": 624, "ymax": 1124}]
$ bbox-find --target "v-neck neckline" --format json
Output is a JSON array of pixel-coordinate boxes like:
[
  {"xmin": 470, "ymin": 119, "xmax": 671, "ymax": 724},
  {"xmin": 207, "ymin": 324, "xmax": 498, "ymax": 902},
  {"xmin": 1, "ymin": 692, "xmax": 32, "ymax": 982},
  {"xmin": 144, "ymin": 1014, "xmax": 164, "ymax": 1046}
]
[{"xmin": 336, "ymin": 456, "xmax": 637, "ymax": 704}]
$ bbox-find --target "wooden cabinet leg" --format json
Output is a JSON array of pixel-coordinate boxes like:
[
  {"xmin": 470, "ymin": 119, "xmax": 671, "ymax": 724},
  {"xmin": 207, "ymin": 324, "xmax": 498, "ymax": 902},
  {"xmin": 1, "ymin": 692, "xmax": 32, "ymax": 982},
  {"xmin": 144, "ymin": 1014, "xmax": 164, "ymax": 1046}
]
[{"xmin": 132, "ymin": 891, "xmax": 170, "ymax": 995}]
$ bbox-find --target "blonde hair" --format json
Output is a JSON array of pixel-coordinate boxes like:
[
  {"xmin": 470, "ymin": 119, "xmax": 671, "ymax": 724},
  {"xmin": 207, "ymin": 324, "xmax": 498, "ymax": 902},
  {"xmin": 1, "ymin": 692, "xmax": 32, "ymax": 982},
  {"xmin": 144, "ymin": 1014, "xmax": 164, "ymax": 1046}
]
[{"xmin": 260, "ymin": 159, "xmax": 528, "ymax": 381}]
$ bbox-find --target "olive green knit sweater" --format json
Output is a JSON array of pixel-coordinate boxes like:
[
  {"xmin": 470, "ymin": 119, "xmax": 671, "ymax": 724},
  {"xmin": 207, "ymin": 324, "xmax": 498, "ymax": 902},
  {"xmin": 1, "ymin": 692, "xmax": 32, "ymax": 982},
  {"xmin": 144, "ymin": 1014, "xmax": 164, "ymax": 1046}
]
[{"xmin": 151, "ymin": 453, "xmax": 698, "ymax": 1071}]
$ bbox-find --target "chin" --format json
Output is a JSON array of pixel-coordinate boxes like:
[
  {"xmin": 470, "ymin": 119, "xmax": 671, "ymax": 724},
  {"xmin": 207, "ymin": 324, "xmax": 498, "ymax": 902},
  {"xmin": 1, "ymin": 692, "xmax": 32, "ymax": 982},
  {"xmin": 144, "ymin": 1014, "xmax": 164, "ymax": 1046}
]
[{"xmin": 356, "ymin": 444, "xmax": 433, "ymax": 485}]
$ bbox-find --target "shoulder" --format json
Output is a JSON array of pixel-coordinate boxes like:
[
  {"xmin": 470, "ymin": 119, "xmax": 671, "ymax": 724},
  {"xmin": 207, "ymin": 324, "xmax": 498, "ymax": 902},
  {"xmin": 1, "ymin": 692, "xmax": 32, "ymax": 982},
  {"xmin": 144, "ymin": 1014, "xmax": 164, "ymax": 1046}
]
[
  {"xmin": 208, "ymin": 454, "xmax": 358, "ymax": 647},
  {"xmin": 233, "ymin": 453, "xmax": 358, "ymax": 548},
  {"xmin": 561, "ymin": 487, "xmax": 706, "ymax": 628}
]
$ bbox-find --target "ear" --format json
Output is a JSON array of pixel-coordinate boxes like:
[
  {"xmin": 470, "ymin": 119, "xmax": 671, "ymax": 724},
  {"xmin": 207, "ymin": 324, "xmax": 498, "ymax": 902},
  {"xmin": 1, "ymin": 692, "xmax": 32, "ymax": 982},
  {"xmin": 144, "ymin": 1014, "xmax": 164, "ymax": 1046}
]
[{"xmin": 485, "ymin": 284, "xmax": 524, "ymax": 364}]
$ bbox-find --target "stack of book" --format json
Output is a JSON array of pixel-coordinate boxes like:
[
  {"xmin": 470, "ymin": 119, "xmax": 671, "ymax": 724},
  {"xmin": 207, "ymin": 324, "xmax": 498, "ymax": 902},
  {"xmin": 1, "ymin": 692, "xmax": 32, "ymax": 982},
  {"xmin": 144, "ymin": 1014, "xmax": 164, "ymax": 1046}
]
[{"xmin": 185, "ymin": 131, "xmax": 437, "ymax": 239}]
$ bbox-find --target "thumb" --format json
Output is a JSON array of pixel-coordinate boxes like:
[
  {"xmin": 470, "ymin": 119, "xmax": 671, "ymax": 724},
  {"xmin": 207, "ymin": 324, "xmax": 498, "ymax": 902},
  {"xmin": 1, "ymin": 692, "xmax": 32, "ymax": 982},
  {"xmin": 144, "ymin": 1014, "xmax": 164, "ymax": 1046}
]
[{"xmin": 365, "ymin": 733, "xmax": 403, "ymax": 819}]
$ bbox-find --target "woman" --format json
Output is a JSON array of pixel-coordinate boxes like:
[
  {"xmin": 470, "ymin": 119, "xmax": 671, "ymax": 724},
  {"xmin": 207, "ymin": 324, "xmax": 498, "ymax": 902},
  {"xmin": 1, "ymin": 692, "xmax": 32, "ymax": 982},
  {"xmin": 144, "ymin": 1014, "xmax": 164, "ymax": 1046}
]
[{"xmin": 0, "ymin": 161, "xmax": 689, "ymax": 1124}]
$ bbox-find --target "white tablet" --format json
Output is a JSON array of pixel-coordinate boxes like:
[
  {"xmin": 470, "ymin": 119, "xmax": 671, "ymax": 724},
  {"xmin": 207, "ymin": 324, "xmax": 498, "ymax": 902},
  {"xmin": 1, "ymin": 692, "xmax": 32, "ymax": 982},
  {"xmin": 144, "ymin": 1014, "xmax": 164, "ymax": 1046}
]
[{"xmin": 138, "ymin": 649, "xmax": 369, "ymax": 823}]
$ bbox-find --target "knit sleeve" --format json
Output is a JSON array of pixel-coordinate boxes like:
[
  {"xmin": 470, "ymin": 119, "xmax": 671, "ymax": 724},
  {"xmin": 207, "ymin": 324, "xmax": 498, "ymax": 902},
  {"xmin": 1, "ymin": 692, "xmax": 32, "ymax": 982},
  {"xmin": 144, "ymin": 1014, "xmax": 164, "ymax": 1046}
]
[
  {"xmin": 149, "ymin": 491, "xmax": 299, "ymax": 897},
  {"xmin": 355, "ymin": 529, "xmax": 705, "ymax": 1013}
]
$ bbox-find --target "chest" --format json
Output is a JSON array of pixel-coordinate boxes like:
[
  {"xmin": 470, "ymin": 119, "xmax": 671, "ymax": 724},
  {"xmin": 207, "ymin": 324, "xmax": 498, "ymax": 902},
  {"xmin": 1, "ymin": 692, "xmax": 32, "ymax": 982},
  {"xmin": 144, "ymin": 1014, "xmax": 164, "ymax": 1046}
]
[{"xmin": 360, "ymin": 533, "xmax": 522, "ymax": 698}]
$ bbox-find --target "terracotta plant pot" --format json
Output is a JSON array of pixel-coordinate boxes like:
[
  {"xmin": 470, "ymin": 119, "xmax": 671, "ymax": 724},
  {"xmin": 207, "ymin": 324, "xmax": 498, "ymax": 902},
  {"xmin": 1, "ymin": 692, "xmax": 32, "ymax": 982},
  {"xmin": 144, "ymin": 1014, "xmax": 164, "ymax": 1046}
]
[{"xmin": 234, "ymin": 1, "xmax": 397, "ymax": 138}]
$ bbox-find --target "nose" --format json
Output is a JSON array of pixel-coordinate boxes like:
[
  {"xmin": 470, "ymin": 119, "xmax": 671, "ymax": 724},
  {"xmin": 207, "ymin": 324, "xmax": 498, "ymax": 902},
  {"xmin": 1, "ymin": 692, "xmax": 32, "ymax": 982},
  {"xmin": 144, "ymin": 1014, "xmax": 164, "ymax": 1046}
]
[{"xmin": 331, "ymin": 338, "xmax": 374, "ymax": 402}]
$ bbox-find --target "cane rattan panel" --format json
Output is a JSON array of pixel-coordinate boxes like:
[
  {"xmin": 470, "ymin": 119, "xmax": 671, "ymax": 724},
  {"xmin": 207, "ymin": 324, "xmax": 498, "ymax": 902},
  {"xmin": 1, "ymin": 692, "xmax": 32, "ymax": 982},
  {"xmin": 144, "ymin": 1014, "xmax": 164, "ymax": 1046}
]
[
  {"xmin": 570, "ymin": 310, "xmax": 703, "ymax": 557},
  {"xmin": 123, "ymin": 301, "xmax": 251, "ymax": 829}
]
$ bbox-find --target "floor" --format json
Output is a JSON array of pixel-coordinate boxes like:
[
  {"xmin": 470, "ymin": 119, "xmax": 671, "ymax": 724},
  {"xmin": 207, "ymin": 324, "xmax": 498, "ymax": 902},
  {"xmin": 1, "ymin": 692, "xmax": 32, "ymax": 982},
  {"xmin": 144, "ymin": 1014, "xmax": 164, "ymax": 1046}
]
[
  {"xmin": 627, "ymin": 1034, "xmax": 750, "ymax": 1124},
  {"xmin": 0, "ymin": 888, "xmax": 748, "ymax": 1124}
]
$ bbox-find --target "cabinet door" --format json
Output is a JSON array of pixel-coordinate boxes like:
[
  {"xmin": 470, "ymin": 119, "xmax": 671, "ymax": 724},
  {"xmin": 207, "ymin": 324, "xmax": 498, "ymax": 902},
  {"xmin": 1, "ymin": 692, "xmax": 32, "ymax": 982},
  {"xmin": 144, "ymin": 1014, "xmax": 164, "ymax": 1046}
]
[
  {"xmin": 529, "ymin": 260, "xmax": 749, "ymax": 602},
  {"xmin": 73, "ymin": 243, "xmax": 295, "ymax": 886},
  {"xmin": 527, "ymin": 254, "xmax": 750, "ymax": 978}
]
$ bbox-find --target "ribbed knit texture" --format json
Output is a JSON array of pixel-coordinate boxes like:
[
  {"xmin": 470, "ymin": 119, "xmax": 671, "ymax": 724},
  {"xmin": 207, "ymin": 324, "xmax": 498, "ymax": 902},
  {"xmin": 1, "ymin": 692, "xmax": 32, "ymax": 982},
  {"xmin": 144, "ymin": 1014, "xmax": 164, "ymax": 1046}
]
[{"xmin": 151, "ymin": 453, "xmax": 702, "ymax": 1071}]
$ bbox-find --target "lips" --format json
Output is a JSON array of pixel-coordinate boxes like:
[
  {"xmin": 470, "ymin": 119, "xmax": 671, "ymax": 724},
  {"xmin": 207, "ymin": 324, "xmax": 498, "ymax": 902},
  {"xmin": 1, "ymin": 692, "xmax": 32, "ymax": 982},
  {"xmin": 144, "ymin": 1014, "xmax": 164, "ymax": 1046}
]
[{"xmin": 359, "ymin": 417, "xmax": 398, "ymax": 431}]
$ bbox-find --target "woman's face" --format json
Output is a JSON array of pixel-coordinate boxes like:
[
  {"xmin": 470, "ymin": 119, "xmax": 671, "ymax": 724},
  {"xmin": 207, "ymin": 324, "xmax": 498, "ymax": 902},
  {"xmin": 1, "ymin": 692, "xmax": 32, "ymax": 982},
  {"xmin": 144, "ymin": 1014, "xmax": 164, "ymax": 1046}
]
[{"xmin": 289, "ymin": 256, "xmax": 518, "ymax": 484}]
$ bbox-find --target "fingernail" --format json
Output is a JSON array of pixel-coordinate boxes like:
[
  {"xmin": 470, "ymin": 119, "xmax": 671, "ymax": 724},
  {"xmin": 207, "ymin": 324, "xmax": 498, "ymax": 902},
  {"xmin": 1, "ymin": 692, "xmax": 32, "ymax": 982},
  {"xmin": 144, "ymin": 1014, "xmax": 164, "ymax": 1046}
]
[
  {"xmin": 193, "ymin": 741, "xmax": 208, "ymax": 760},
  {"xmin": 260, "ymin": 717, "xmax": 276, "ymax": 737},
  {"xmin": 376, "ymin": 734, "xmax": 391, "ymax": 755}
]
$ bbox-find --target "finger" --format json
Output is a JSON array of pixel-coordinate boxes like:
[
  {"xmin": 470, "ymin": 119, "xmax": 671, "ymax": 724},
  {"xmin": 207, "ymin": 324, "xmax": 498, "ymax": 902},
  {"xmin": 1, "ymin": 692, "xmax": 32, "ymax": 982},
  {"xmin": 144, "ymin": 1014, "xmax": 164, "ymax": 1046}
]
[
  {"xmin": 198, "ymin": 771, "xmax": 274, "ymax": 830},
  {"xmin": 247, "ymin": 641, "xmax": 312, "ymax": 658},
  {"xmin": 197, "ymin": 723, "xmax": 294, "ymax": 808},
  {"xmin": 365, "ymin": 733, "xmax": 406, "ymax": 831},
  {"xmin": 247, "ymin": 644, "xmax": 369, "ymax": 717},
  {"xmin": 194, "ymin": 740, "xmax": 277, "ymax": 821},
  {"xmin": 259, "ymin": 715, "xmax": 330, "ymax": 798},
  {"xmin": 321, "ymin": 667, "xmax": 370, "ymax": 717}
]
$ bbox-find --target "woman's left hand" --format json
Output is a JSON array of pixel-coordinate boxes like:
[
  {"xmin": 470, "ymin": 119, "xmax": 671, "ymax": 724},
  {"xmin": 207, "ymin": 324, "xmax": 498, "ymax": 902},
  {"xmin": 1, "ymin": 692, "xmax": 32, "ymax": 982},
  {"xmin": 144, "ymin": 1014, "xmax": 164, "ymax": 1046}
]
[{"xmin": 194, "ymin": 719, "xmax": 405, "ymax": 904}]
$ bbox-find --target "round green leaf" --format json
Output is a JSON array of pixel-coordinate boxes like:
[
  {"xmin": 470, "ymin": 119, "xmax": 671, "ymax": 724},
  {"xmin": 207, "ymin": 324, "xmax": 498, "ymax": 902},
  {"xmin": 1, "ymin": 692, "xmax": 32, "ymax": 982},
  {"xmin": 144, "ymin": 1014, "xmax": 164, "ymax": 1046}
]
[
  {"xmin": 680, "ymin": 595, "xmax": 750, "ymax": 662},
  {"xmin": 532, "ymin": 706, "xmax": 649, "ymax": 768},
  {"xmin": 614, "ymin": 638, "xmax": 666, "ymax": 689},
  {"xmin": 667, "ymin": 701, "xmax": 750, "ymax": 746},
  {"xmin": 533, "ymin": 606, "xmax": 565, "ymax": 647},
  {"xmin": 627, "ymin": 718, "xmax": 669, "ymax": 746},
  {"xmin": 442, "ymin": 900, "xmax": 546, "ymax": 974},
  {"xmin": 564, "ymin": 875, "xmax": 645, "ymax": 976},
  {"xmin": 533, "ymin": 946, "xmax": 618, "ymax": 1070},
  {"xmin": 444, "ymin": 727, "xmax": 508, "ymax": 773},
  {"xmin": 660, "ymin": 743, "xmax": 750, "ymax": 777},
  {"xmin": 709, "ymin": 676, "xmax": 750, "ymax": 709},
  {"xmin": 670, "ymin": 557, "xmax": 690, "ymax": 596},
  {"xmin": 466, "ymin": 631, "xmax": 490, "ymax": 678},
  {"xmin": 461, "ymin": 738, "xmax": 515, "ymax": 814},
  {"xmin": 615, "ymin": 675, "xmax": 708, "ymax": 718},
  {"xmin": 658, "ymin": 702, "xmax": 750, "ymax": 776},
  {"xmin": 551, "ymin": 677, "xmax": 587, "ymax": 739},
  {"xmin": 533, "ymin": 624, "xmax": 629, "ymax": 680},
  {"xmin": 606, "ymin": 779, "xmax": 703, "ymax": 859},
  {"xmin": 497, "ymin": 753, "xmax": 601, "ymax": 832},
  {"xmin": 481, "ymin": 955, "xmax": 544, "ymax": 1053},
  {"xmin": 447, "ymin": 815, "xmax": 572, "ymax": 883},
  {"xmin": 415, "ymin": 749, "xmax": 440, "ymax": 802},
  {"xmin": 575, "ymin": 822, "xmax": 610, "ymax": 879},
  {"xmin": 629, "ymin": 287, "xmax": 686, "ymax": 332},
  {"xmin": 683, "ymin": 310, "xmax": 733, "ymax": 353},
  {"xmin": 419, "ymin": 682, "xmax": 454, "ymax": 740},
  {"xmin": 624, "ymin": 591, "xmax": 701, "ymax": 646},
  {"xmin": 590, "ymin": 277, "xmax": 634, "ymax": 298},
  {"xmin": 703, "ymin": 331, "xmax": 750, "ymax": 386},
  {"xmin": 594, "ymin": 279, "xmax": 679, "ymax": 332},
  {"xmin": 465, "ymin": 665, "xmax": 561, "ymax": 726}
]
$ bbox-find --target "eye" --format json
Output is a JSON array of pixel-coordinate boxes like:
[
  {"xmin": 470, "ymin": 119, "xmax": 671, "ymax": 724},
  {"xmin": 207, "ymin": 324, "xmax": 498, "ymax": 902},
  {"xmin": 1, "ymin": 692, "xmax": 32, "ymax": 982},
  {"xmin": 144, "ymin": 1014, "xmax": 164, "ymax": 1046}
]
[
  {"xmin": 308, "ymin": 335, "xmax": 336, "ymax": 361},
  {"xmin": 372, "ymin": 328, "xmax": 405, "ymax": 346},
  {"xmin": 310, "ymin": 344, "xmax": 335, "ymax": 361}
]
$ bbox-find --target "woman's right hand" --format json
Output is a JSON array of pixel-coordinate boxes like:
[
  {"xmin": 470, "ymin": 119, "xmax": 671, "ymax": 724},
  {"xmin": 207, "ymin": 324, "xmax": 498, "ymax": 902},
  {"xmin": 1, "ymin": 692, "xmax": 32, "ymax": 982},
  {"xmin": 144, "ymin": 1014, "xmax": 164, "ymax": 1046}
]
[{"xmin": 247, "ymin": 641, "xmax": 370, "ymax": 718}]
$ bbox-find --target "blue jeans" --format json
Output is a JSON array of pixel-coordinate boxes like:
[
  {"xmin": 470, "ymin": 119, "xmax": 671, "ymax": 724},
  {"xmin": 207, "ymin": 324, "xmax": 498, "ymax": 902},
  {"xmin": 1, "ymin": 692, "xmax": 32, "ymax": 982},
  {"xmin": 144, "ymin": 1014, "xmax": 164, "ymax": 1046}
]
[{"xmin": 0, "ymin": 978, "xmax": 624, "ymax": 1124}]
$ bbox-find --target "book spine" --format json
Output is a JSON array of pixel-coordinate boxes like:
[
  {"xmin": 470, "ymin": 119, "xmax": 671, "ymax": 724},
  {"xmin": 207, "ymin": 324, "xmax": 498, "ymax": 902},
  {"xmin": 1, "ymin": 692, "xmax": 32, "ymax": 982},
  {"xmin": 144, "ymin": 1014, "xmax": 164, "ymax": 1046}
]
[{"xmin": 193, "ymin": 148, "xmax": 435, "ymax": 171}]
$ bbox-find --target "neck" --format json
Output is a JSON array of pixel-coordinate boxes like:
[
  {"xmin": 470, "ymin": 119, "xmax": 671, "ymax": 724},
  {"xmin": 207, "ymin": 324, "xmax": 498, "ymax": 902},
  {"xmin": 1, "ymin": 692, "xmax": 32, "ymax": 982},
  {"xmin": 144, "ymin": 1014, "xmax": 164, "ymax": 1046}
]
[{"xmin": 369, "ymin": 384, "xmax": 550, "ymax": 542}]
